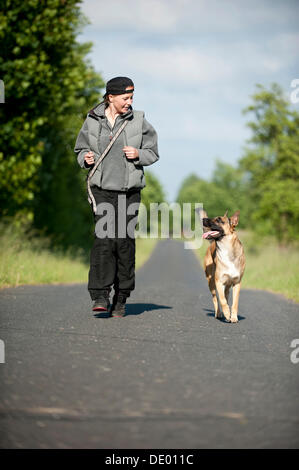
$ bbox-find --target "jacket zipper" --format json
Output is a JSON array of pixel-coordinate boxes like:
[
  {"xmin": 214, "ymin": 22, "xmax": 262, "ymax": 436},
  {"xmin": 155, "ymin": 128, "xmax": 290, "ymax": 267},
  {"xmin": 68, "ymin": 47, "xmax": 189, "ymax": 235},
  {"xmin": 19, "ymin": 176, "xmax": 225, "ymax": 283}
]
[
  {"xmin": 108, "ymin": 117, "xmax": 129, "ymax": 191},
  {"xmin": 122, "ymin": 127, "xmax": 129, "ymax": 190}
]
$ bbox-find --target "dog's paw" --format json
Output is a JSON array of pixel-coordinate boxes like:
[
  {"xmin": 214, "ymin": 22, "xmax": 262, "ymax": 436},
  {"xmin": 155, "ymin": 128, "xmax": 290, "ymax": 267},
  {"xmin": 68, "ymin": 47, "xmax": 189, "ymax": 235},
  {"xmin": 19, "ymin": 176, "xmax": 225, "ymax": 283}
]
[
  {"xmin": 230, "ymin": 315, "xmax": 238, "ymax": 323},
  {"xmin": 223, "ymin": 311, "xmax": 231, "ymax": 322},
  {"xmin": 215, "ymin": 310, "xmax": 223, "ymax": 319}
]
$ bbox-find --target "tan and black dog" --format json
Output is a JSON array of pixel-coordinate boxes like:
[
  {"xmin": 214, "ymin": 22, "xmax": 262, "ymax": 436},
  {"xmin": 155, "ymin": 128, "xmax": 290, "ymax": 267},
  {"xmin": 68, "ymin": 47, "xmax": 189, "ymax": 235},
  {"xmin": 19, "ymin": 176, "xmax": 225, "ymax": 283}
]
[{"xmin": 200, "ymin": 210, "xmax": 245, "ymax": 323}]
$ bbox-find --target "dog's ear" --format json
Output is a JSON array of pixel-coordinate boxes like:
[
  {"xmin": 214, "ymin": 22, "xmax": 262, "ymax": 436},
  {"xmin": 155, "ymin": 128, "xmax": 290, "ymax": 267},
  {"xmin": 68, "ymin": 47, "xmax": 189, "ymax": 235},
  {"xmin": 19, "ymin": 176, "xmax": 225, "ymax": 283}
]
[
  {"xmin": 224, "ymin": 210, "xmax": 228, "ymax": 218},
  {"xmin": 230, "ymin": 210, "xmax": 240, "ymax": 227}
]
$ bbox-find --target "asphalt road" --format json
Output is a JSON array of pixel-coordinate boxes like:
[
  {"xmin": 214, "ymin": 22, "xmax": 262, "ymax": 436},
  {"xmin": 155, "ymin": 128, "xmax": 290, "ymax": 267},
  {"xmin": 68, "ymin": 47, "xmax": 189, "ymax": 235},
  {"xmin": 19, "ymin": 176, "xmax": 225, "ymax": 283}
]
[{"xmin": 0, "ymin": 239, "xmax": 298, "ymax": 449}]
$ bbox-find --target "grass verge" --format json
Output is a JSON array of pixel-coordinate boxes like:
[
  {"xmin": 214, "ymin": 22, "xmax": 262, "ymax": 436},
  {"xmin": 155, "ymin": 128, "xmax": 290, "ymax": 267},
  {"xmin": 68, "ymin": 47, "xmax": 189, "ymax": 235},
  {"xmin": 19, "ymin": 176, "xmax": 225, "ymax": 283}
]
[
  {"xmin": 195, "ymin": 230, "xmax": 299, "ymax": 304},
  {"xmin": 0, "ymin": 223, "xmax": 158, "ymax": 289}
]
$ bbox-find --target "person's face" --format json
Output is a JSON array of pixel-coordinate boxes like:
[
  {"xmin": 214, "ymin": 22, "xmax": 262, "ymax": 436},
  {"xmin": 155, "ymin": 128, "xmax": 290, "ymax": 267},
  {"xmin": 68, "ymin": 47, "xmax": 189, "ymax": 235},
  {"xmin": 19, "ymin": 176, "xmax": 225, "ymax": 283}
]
[{"xmin": 109, "ymin": 90, "xmax": 134, "ymax": 114}]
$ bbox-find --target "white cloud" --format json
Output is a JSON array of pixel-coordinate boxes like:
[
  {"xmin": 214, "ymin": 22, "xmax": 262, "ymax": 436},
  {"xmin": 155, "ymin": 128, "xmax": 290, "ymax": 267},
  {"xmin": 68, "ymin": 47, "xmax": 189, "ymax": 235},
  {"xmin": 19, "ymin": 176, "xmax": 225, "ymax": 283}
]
[
  {"xmin": 123, "ymin": 46, "xmax": 234, "ymax": 84},
  {"xmin": 81, "ymin": 0, "xmax": 186, "ymax": 32},
  {"xmin": 81, "ymin": 0, "xmax": 299, "ymax": 34},
  {"xmin": 81, "ymin": 1, "xmax": 298, "ymax": 87},
  {"xmin": 87, "ymin": 39, "xmax": 290, "ymax": 90}
]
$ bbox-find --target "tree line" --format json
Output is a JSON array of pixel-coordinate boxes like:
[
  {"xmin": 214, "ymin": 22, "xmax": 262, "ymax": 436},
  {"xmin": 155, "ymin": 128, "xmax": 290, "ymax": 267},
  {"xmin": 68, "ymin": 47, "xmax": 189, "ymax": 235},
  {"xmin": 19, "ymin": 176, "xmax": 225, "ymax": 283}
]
[
  {"xmin": 177, "ymin": 83, "xmax": 299, "ymax": 243},
  {"xmin": 0, "ymin": 0, "xmax": 165, "ymax": 251},
  {"xmin": 1, "ymin": 2, "xmax": 298, "ymax": 250}
]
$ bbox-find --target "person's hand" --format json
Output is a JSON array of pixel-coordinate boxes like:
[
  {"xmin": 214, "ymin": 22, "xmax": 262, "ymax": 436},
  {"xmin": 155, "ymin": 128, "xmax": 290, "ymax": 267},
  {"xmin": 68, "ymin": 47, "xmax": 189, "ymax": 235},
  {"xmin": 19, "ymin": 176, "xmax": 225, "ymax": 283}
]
[
  {"xmin": 84, "ymin": 151, "xmax": 95, "ymax": 165},
  {"xmin": 123, "ymin": 146, "xmax": 139, "ymax": 159}
]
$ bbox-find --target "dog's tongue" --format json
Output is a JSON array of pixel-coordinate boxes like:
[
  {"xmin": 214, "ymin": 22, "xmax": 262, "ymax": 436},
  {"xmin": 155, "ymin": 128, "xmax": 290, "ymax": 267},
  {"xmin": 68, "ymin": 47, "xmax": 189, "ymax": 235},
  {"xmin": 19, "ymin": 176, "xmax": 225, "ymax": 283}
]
[{"xmin": 202, "ymin": 231, "xmax": 219, "ymax": 239}]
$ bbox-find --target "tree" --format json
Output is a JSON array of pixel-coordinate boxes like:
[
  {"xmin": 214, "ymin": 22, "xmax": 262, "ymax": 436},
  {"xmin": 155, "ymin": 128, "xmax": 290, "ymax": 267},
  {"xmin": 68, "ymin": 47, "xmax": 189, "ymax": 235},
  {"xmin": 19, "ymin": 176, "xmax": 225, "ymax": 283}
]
[
  {"xmin": 0, "ymin": 0, "xmax": 104, "ymax": 249},
  {"xmin": 211, "ymin": 160, "xmax": 252, "ymax": 227},
  {"xmin": 239, "ymin": 83, "xmax": 299, "ymax": 242},
  {"xmin": 176, "ymin": 166, "xmax": 250, "ymax": 229}
]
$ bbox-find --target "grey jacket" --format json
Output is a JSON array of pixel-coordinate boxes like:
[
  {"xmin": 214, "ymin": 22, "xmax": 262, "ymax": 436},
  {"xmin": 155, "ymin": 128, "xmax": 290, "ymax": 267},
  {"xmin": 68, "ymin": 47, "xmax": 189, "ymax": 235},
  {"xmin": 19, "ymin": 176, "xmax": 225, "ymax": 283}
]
[{"xmin": 74, "ymin": 102, "xmax": 159, "ymax": 191}]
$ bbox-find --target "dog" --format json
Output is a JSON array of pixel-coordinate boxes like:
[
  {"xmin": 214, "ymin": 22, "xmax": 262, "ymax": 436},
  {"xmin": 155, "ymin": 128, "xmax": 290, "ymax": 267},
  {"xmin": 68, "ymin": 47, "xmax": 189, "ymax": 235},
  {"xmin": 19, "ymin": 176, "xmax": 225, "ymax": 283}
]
[{"xmin": 200, "ymin": 210, "xmax": 245, "ymax": 323}]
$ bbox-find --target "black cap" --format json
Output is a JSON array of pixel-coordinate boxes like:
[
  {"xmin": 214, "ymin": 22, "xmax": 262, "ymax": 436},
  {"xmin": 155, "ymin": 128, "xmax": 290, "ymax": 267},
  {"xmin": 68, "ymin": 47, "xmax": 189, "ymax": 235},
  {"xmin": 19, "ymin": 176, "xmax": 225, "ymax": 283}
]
[{"xmin": 104, "ymin": 76, "xmax": 134, "ymax": 97}]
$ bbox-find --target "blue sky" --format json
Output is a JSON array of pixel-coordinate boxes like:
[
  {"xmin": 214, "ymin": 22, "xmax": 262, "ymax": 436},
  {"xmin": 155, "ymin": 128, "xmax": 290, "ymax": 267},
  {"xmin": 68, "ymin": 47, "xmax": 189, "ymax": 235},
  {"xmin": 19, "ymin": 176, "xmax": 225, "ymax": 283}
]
[{"xmin": 78, "ymin": 0, "xmax": 299, "ymax": 201}]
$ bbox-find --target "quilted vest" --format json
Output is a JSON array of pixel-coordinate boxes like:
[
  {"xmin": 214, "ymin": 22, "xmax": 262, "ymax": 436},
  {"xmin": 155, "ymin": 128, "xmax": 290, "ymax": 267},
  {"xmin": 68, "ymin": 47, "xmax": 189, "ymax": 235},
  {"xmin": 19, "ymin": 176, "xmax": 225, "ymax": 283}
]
[{"xmin": 86, "ymin": 110, "xmax": 144, "ymax": 155}]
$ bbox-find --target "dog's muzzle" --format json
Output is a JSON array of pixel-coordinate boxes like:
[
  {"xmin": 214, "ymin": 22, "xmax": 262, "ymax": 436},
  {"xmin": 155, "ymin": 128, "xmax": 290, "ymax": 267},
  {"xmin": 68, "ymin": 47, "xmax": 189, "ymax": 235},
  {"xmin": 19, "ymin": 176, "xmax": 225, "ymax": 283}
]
[{"xmin": 202, "ymin": 219, "xmax": 224, "ymax": 240}]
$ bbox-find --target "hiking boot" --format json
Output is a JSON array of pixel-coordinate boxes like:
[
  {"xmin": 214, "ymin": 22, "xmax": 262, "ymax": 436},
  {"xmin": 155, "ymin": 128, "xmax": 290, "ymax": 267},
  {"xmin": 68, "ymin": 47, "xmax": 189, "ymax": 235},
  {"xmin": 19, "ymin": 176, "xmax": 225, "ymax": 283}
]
[
  {"xmin": 111, "ymin": 293, "xmax": 127, "ymax": 317},
  {"xmin": 92, "ymin": 294, "xmax": 110, "ymax": 312}
]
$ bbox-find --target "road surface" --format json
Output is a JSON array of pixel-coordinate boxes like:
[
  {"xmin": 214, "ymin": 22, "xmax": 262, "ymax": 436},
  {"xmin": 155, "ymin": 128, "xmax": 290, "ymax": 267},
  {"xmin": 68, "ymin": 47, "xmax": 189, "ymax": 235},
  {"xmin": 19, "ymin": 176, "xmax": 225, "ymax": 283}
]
[{"xmin": 0, "ymin": 239, "xmax": 298, "ymax": 448}]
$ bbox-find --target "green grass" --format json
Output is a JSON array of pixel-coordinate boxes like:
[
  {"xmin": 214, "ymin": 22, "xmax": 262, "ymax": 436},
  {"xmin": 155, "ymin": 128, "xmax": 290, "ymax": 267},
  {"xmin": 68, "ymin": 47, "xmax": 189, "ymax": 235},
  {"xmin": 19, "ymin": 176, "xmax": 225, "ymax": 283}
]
[
  {"xmin": 195, "ymin": 230, "xmax": 299, "ymax": 304},
  {"xmin": 0, "ymin": 223, "xmax": 158, "ymax": 289},
  {"xmin": 135, "ymin": 236, "xmax": 158, "ymax": 270}
]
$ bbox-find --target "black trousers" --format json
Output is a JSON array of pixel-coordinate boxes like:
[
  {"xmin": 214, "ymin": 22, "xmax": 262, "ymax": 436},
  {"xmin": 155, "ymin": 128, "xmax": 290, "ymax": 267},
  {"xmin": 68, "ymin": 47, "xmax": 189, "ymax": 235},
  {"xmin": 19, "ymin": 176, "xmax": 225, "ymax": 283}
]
[{"xmin": 88, "ymin": 186, "xmax": 141, "ymax": 301}]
